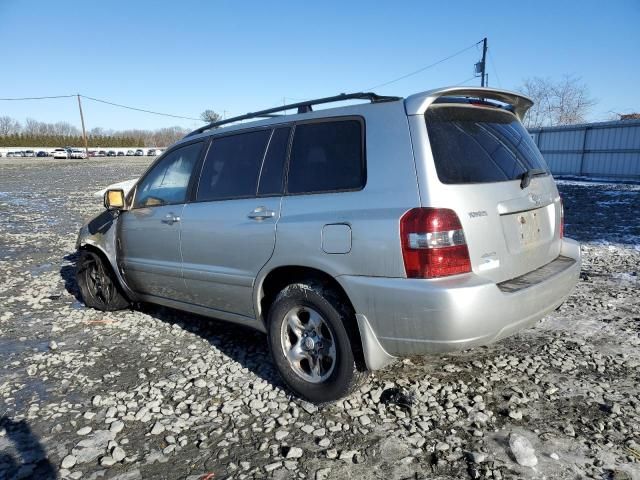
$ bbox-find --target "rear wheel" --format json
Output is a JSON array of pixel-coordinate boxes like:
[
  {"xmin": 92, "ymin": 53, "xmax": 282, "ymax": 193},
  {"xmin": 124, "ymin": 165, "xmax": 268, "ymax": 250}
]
[
  {"xmin": 76, "ymin": 250, "xmax": 129, "ymax": 311},
  {"xmin": 267, "ymin": 281, "xmax": 367, "ymax": 403}
]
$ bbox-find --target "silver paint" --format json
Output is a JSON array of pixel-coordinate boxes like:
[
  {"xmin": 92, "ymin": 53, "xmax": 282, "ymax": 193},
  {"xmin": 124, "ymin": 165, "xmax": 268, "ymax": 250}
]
[{"xmin": 76, "ymin": 86, "xmax": 581, "ymax": 372}]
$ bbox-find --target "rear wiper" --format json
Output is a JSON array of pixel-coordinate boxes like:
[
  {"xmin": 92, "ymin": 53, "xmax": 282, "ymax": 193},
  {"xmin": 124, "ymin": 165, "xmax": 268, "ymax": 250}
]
[{"xmin": 520, "ymin": 168, "xmax": 547, "ymax": 189}]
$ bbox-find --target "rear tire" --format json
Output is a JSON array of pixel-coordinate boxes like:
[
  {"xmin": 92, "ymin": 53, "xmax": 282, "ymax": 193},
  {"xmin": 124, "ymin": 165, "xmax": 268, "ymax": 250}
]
[
  {"xmin": 267, "ymin": 281, "xmax": 368, "ymax": 403},
  {"xmin": 76, "ymin": 250, "xmax": 129, "ymax": 311}
]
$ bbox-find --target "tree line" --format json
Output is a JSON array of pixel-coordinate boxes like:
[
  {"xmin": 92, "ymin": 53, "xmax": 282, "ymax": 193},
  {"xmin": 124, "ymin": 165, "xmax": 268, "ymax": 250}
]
[
  {"xmin": 0, "ymin": 116, "xmax": 190, "ymax": 147},
  {"xmin": 0, "ymin": 133, "xmax": 144, "ymax": 148}
]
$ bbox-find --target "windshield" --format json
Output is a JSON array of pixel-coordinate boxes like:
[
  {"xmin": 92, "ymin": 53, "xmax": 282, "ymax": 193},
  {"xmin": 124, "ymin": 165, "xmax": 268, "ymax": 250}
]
[{"xmin": 425, "ymin": 104, "xmax": 549, "ymax": 184}]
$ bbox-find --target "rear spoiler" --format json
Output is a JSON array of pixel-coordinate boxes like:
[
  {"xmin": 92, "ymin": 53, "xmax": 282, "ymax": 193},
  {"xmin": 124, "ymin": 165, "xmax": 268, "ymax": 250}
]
[{"xmin": 404, "ymin": 87, "xmax": 533, "ymax": 121}]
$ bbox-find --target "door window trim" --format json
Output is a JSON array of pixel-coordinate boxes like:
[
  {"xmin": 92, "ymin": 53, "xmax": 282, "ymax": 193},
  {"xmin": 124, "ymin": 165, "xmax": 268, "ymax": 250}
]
[{"xmin": 256, "ymin": 126, "xmax": 294, "ymax": 199}]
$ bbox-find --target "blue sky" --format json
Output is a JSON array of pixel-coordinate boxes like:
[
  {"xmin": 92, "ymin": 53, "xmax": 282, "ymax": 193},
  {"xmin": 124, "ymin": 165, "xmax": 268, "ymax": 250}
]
[{"xmin": 1, "ymin": 0, "xmax": 639, "ymax": 131}]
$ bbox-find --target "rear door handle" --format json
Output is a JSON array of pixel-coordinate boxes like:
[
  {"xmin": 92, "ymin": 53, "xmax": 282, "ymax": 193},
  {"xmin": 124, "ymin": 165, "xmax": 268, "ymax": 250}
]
[
  {"xmin": 161, "ymin": 213, "xmax": 180, "ymax": 225},
  {"xmin": 247, "ymin": 207, "xmax": 275, "ymax": 221}
]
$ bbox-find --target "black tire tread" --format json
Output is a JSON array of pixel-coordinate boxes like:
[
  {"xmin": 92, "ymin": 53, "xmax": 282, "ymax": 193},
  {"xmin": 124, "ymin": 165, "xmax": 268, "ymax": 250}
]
[
  {"xmin": 76, "ymin": 250, "xmax": 129, "ymax": 311},
  {"xmin": 268, "ymin": 279, "xmax": 368, "ymax": 403}
]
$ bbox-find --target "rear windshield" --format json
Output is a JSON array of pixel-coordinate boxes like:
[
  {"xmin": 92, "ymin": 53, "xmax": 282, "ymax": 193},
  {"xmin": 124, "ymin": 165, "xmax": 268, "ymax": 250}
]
[{"xmin": 425, "ymin": 105, "xmax": 549, "ymax": 184}]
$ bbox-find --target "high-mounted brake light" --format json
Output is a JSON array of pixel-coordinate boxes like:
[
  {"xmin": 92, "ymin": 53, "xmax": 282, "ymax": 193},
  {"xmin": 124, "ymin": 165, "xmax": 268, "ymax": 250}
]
[
  {"xmin": 400, "ymin": 208, "xmax": 471, "ymax": 278},
  {"xmin": 559, "ymin": 197, "xmax": 564, "ymax": 239}
]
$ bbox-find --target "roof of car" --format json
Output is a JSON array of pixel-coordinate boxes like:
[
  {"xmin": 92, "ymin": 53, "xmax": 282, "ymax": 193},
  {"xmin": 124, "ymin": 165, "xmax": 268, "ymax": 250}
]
[{"xmin": 173, "ymin": 86, "xmax": 534, "ymax": 152}]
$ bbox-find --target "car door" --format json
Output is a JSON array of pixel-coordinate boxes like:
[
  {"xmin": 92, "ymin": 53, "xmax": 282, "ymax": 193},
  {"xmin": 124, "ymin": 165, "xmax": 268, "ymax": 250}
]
[
  {"xmin": 118, "ymin": 141, "xmax": 204, "ymax": 300},
  {"xmin": 180, "ymin": 126, "xmax": 290, "ymax": 317}
]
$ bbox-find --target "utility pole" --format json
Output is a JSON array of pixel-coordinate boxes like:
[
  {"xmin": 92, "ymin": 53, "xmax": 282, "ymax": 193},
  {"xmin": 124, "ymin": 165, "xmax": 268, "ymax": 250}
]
[
  {"xmin": 480, "ymin": 37, "xmax": 488, "ymax": 87},
  {"xmin": 76, "ymin": 94, "xmax": 89, "ymax": 159}
]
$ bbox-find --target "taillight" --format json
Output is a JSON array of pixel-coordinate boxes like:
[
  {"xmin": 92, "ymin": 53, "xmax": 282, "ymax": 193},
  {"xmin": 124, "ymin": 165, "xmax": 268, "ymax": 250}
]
[
  {"xmin": 559, "ymin": 197, "xmax": 564, "ymax": 239},
  {"xmin": 400, "ymin": 208, "xmax": 471, "ymax": 278}
]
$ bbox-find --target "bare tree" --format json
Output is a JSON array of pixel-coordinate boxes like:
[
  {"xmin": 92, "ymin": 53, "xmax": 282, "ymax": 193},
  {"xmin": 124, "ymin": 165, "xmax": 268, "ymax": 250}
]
[
  {"xmin": 0, "ymin": 116, "xmax": 21, "ymax": 135},
  {"xmin": 151, "ymin": 126, "xmax": 188, "ymax": 147},
  {"xmin": 200, "ymin": 109, "xmax": 221, "ymax": 123},
  {"xmin": 520, "ymin": 77, "xmax": 553, "ymax": 128},
  {"xmin": 89, "ymin": 127, "xmax": 106, "ymax": 136},
  {"xmin": 51, "ymin": 121, "xmax": 80, "ymax": 136},
  {"xmin": 518, "ymin": 75, "xmax": 597, "ymax": 128},
  {"xmin": 24, "ymin": 118, "xmax": 55, "ymax": 136}
]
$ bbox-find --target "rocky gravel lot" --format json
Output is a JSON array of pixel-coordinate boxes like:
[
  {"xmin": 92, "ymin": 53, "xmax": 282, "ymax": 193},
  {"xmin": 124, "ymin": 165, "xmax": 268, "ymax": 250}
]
[{"xmin": 0, "ymin": 156, "xmax": 639, "ymax": 480}]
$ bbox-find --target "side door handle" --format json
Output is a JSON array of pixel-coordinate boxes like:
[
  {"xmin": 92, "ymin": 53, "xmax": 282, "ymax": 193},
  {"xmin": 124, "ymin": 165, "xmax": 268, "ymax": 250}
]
[
  {"xmin": 161, "ymin": 213, "xmax": 181, "ymax": 225},
  {"xmin": 247, "ymin": 206, "xmax": 275, "ymax": 221}
]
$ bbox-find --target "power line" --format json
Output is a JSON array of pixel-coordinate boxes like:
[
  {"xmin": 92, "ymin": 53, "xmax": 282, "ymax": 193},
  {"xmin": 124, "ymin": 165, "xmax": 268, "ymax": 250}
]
[
  {"xmin": 0, "ymin": 94, "xmax": 75, "ymax": 101},
  {"xmin": 0, "ymin": 93, "xmax": 204, "ymax": 122},
  {"xmin": 80, "ymin": 95, "xmax": 203, "ymax": 121},
  {"xmin": 488, "ymin": 49, "xmax": 502, "ymax": 88},
  {"xmin": 457, "ymin": 75, "xmax": 479, "ymax": 86},
  {"xmin": 365, "ymin": 40, "xmax": 483, "ymax": 91}
]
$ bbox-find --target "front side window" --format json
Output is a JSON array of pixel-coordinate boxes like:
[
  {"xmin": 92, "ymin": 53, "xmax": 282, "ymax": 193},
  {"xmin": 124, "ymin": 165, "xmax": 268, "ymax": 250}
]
[
  {"xmin": 133, "ymin": 142, "xmax": 202, "ymax": 208},
  {"xmin": 196, "ymin": 129, "xmax": 271, "ymax": 202},
  {"xmin": 425, "ymin": 105, "xmax": 550, "ymax": 184},
  {"xmin": 287, "ymin": 119, "xmax": 364, "ymax": 194}
]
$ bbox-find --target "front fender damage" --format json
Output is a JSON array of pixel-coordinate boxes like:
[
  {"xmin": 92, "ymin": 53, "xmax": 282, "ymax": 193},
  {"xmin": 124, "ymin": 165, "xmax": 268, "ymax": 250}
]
[{"xmin": 76, "ymin": 210, "xmax": 135, "ymax": 299}]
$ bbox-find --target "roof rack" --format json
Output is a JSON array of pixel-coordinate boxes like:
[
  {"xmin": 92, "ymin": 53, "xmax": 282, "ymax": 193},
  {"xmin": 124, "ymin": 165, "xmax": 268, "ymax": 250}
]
[{"xmin": 185, "ymin": 92, "xmax": 401, "ymax": 138}]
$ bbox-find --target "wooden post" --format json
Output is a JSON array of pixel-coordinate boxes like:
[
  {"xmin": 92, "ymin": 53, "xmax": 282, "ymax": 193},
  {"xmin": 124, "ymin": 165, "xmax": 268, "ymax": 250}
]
[{"xmin": 77, "ymin": 94, "xmax": 89, "ymax": 159}]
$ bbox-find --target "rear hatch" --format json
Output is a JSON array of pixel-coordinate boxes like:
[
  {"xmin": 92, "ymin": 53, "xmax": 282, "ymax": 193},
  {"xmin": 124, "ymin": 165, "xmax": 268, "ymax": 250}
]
[{"xmin": 423, "ymin": 102, "xmax": 562, "ymax": 283}]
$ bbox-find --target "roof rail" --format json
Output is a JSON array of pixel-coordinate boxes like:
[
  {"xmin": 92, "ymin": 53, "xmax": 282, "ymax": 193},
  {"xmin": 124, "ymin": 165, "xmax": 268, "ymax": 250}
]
[{"xmin": 184, "ymin": 92, "xmax": 401, "ymax": 138}]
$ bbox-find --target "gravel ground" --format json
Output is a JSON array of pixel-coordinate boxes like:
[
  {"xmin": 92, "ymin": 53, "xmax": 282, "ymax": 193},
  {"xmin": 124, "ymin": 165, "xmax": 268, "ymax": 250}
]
[{"xmin": 0, "ymin": 157, "xmax": 639, "ymax": 480}]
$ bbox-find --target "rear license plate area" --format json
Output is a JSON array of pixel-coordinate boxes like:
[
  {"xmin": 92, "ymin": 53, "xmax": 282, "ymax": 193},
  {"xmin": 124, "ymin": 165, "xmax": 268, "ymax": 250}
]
[{"xmin": 517, "ymin": 210, "xmax": 541, "ymax": 246}]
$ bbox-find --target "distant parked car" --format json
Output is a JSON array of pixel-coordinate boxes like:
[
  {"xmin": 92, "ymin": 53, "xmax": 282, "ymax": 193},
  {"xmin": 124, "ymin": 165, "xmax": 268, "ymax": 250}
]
[
  {"xmin": 117, "ymin": 151, "xmax": 125, "ymax": 156},
  {"xmin": 70, "ymin": 149, "xmax": 87, "ymax": 159},
  {"xmin": 37, "ymin": 151, "xmax": 48, "ymax": 157},
  {"xmin": 98, "ymin": 150, "xmax": 107, "ymax": 157},
  {"xmin": 88, "ymin": 150, "xmax": 97, "ymax": 157},
  {"xmin": 107, "ymin": 150, "xmax": 116, "ymax": 157},
  {"xmin": 146, "ymin": 149, "xmax": 157, "ymax": 156},
  {"xmin": 134, "ymin": 149, "xmax": 144, "ymax": 156},
  {"xmin": 24, "ymin": 150, "xmax": 35, "ymax": 157},
  {"xmin": 126, "ymin": 150, "xmax": 135, "ymax": 156},
  {"xmin": 13, "ymin": 151, "xmax": 25, "ymax": 157},
  {"xmin": 53, "ymin": 148, "xmax": 69, "ymax": 159},
  {"xmin": 5, "ymin": 152, "xmax": 12, "ymax": 157}
]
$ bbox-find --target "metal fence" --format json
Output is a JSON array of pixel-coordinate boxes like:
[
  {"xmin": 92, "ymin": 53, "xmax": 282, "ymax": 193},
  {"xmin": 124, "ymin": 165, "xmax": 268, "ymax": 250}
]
[{"xmin": 529, "ymin": 119, "xmax": 640, "ymax": 180}]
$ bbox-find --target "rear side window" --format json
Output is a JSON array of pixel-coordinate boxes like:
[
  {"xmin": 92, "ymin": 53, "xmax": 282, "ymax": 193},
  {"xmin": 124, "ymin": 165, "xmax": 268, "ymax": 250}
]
[
  {"xmin": 196, "ymin": 129, "xmax": 271, "ymax": 201},
  {"xmin": 287, "ymin": 119, "xmax": 364, "ymax": 194},
  {"xmin": 425, "ymin": 105, "xmax": 549, "ymax": 184},
  {"xmin": 258, "ymin": 127, "xmax": 290, "ymax": 196}
]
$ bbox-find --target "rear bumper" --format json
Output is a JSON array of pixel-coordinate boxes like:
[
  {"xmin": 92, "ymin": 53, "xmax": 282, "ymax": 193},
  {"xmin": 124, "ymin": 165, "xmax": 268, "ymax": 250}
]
[{"xmin": 338, "ymin": 238, "xmax": 581, "ymax": 364}]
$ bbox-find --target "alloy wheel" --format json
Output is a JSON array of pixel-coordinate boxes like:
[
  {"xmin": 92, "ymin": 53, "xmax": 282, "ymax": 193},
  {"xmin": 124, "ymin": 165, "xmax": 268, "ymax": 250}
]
[{"xmin": 280, "ymin": 306, "xmax": 337, "ymax": 383}]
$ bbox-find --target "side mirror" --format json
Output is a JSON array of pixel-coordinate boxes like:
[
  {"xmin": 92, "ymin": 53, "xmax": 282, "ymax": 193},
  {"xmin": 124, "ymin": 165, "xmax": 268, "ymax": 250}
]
[{"xmin": 104, "ymin": 189, "xmax": 126, "ymax": 210}]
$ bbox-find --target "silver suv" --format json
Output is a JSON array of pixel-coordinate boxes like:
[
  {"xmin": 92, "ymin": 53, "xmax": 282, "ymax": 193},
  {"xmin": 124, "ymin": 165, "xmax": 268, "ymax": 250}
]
[{"xmin": 76, "ymin": 87, "xmax": 581, "ymax": 403}]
